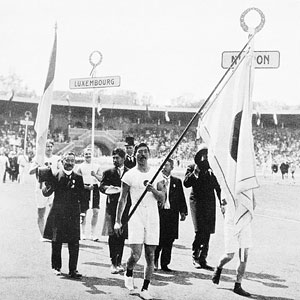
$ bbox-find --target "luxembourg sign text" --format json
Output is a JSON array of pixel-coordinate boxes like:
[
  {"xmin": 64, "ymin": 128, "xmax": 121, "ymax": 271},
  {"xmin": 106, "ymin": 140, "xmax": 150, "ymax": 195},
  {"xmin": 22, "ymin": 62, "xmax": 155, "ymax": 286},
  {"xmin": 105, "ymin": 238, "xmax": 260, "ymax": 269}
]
[
  {"xmin": 20, "ymin": 120, "xmax": 34, "ymax": 126},
  {"xmin": 69, "ymin": 76, "xmax": 121, "ymax": 89},
  {"xmin": 222, "ymin": 51, "xmax": 280, "ymax": 69}
]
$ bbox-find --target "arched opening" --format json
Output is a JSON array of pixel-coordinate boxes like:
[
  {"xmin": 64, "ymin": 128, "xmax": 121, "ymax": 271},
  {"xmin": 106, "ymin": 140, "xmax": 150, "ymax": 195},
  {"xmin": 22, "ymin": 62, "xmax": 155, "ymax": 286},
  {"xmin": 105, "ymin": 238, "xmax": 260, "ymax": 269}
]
[{"xmin": 94, "ymin": 141, "xmax": 111, "ymax": 156}]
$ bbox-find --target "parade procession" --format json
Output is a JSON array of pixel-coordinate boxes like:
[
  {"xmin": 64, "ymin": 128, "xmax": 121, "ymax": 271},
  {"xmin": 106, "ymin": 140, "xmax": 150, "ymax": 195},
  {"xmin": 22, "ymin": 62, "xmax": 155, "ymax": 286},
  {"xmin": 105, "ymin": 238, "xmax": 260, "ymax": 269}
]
[{"xmin": 0, "ymin": 1, "xmax": 300, "ymax": 300}]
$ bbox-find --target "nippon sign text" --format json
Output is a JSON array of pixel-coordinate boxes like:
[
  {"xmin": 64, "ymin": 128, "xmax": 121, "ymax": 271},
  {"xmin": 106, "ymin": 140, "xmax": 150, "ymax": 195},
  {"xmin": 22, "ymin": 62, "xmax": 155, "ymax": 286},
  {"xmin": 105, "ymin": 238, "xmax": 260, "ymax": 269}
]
[
  {"xmin": 69, "ymin": 76, "xmax": 121, "ymax": 89},
  {"xmin": 221, "ymin": 51, "xmax": 280, "ymax": 69}
]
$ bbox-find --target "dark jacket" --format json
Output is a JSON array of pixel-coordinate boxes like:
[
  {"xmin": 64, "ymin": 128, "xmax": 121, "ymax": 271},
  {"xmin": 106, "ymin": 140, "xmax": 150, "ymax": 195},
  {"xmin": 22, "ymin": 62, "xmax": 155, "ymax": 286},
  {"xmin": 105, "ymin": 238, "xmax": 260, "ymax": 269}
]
[
  {"xmin": 184, "ymin": 164, "xmax": 221, "ymax": 234},
  {"xmin": 124, "ymin": 155, "xmax": 136, "ymax": 169},
  {"xmin": 159, "ymin": 175, "xmax": 188, "ymax": 241},
  {"xmin": 99, "ymin": 166, "xmax": 130, "ymax": 236},
  {"xmin": 43, "ymin": 170, "xmax": 84, "ymax": 243}
]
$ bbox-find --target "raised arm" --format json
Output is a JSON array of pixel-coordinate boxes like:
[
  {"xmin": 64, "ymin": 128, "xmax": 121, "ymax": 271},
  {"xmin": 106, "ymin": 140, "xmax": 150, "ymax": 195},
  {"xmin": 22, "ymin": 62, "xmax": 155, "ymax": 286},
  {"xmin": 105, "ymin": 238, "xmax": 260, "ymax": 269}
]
[{"xmin": 183, "ymin": 164, "xmax": 198, "ymax": 188}]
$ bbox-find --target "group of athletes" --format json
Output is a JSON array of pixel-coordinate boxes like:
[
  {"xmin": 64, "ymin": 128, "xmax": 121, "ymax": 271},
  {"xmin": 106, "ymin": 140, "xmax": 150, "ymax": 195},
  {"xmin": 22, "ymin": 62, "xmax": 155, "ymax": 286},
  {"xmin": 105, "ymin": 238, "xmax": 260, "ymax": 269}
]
[{"xmin": 28, "ymin": 137, "xmax": 253, "ymax": 299}]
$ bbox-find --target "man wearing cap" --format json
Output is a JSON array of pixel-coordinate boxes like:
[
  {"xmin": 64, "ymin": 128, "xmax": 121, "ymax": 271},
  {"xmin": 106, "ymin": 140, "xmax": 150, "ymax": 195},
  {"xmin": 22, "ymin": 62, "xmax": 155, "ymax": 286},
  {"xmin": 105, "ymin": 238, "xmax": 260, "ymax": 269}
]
[
  {"xmin": 77, "ymin": 148, "xmax": 102, "ymax": 241},
  {"xmin": 114, "ymin": 142, "xmax": 165, "ymax": 300},
  {"xmin": 100, "ymin": 148, "xmax": 130, "ymax": 274},
  {"xmin": 184, "ymin": 144, "xmax": 224, "ymax": 270},
  {"xmin": 124, "ymin": 137, "xmax": 136, "ymax": 169}
]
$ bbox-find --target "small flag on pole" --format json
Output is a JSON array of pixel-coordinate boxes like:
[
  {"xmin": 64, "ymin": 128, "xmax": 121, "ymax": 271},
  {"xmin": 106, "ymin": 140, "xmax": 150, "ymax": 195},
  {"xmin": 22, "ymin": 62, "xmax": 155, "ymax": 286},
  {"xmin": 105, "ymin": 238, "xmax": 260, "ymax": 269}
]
[
  {"xmin": 5, "ymin": 89, "xmax": 15, "ymax": 113},
  {"xmin": 273, "ymin": 113, "xmax": 278, "ymax": 125},
  {"xmin": 198, "ymin": 36, "xmax": 259, "ymax": 236},
  {"xmin": 97, "ymin": 95, "xmax": 102, "ymax": 116},
  {"xmin": 8, "ymin": 90, "xmax": 14, "ymax": 102},
  {"xmin": 146, "ymin": 104, "xmax": 151, "ymax": 119},
  {"xmin": 256, "ymin": 110, "xmax": 261, "ymax": 126},
  {"xmin": 34, "ymin": 25, "xmax": 57, "ymax": 165},
  {"xmin": 165, "ymin": 110, "xmax": 170, "ymax": 122}
]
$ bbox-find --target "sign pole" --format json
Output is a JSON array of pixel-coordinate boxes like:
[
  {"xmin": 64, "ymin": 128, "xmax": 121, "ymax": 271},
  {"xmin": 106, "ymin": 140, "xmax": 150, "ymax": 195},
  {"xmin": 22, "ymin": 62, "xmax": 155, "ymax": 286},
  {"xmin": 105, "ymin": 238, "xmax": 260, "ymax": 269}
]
[
  {"xmin": 22, "ymin": 111, "xmax": 33, "ymax": 155},
  {"xmin": 89, "ymin": 50, "xmax": 103, "ymax": 159},
  {"xmin": 91, "ymin": 77, "xmax": 96, "ymax": 160},
  {"xmin": 24, "ymin": 116, "xmax": 28, "ymax": 155},
  {"xmin": 88, "ymin": 51, "xmax": 103, "ymax": 208}
]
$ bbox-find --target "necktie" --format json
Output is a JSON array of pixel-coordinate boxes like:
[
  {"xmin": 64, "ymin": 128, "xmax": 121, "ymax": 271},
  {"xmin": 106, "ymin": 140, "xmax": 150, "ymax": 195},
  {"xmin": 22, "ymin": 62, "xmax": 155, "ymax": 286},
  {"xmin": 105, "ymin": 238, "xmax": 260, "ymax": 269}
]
[{"xmin": 117, "ymin": 168, "xmax": 121, "ymax": 177}]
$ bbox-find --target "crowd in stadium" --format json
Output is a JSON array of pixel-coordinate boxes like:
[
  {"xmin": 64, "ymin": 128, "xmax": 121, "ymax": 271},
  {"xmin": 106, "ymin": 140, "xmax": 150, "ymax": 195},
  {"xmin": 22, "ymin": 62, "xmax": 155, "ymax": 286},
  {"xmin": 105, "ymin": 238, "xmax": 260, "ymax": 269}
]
[
  {"xmin": 1, "ymin": 122, "xmax": 300, "ymax": 183},
  {"xmin": 254, "ymin": 126, "xmax": 300, "ymax": 167}
]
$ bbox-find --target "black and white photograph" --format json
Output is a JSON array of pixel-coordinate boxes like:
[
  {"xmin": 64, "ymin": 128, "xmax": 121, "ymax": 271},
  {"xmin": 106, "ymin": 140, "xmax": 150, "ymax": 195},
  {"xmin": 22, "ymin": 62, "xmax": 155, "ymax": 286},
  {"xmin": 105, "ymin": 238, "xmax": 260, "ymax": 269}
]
[{"xmin": 0, "ymin": 1, "xmax": 299, "ymax": 299}]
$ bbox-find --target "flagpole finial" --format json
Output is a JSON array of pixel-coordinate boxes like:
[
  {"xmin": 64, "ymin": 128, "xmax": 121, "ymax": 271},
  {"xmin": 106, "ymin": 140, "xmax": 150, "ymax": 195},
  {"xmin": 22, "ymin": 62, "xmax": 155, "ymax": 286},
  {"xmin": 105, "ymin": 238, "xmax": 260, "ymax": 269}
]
[
  {"xmin": 89, "ymin": 50, "xmax": 103, "ymax": 76},
  {"xmin": 240, "ymin": 7, "xmax": 265, "ymax": 34},
  {"xmin": 55, "ymin": 22, "xmax": 58, "ymax": 32}
]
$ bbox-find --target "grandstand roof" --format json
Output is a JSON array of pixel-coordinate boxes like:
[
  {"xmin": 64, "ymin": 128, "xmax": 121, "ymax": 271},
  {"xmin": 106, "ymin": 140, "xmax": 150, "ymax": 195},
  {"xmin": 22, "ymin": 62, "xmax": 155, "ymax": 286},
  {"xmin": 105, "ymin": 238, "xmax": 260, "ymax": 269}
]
[
  {"xmin": 1, "ymin": 92, "xmax": 300, "ymax": 115},
  {"xmin": 1, "ymin": 94, "xmax": 199, "ymax": 113}
]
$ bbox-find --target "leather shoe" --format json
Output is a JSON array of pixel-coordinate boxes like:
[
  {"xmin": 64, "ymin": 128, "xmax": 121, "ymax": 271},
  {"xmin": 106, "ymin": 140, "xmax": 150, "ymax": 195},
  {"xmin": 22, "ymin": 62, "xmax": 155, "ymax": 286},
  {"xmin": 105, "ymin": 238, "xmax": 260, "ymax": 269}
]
[
  {"xmin": 69, "ymin": 270, "xmax": 82, "ymax": 279},
  {"xmin": 200, "ymin": 263, "xmax": 214, "ymax": 271},
  {"xmin": 161, "ymin": 266, "xmax": 173, "ymax": 272},
  {"xmin": 212, "ymin": 267, "xmax": 222, "ymax": 284},
  {"xmin": 234, "ymin": 283, "xmax": 251, "ymax": 297},
  {"xmin": 192, "ymin": 258, "xmax": 201, "ymax": 269}
]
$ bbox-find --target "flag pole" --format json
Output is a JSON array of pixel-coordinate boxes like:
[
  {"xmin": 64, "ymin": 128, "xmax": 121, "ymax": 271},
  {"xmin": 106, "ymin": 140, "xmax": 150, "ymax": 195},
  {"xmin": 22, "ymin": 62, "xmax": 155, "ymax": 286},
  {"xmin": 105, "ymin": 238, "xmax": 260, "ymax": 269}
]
[
  {"xmin": 89, "ymin": 50, "xmax": 102, "ymax": 209},
  {"xmin": 125, "ymin": 33, "xmax": 256, "ymax": 224}
]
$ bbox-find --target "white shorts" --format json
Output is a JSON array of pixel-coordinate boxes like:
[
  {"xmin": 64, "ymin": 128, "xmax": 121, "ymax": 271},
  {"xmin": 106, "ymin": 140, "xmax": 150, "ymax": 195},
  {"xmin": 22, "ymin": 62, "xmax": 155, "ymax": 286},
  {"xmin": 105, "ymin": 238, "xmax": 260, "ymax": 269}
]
[
  {"xmin": 35, "ymin": 189, "xmax": 54, "ymax": 209},
  {"xmin": 224, "ymin": 222, "xmax": 253, "ymax": 253},
  {"xmin": 127, "ymin": 206, "xmax": 159, "ymax": 245}
]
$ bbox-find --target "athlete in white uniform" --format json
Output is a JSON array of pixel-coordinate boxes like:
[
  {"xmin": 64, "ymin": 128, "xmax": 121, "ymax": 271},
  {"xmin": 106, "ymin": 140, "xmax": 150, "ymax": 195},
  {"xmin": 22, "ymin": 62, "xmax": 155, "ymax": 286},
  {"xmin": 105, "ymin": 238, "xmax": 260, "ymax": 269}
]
[
  {"xmin": 76, "ymin": 148, "xmax": 102, "ymax": 240},
  {"xmin": 29, "ymin": 140, "xmax": 61, "ymax": 241},
  {"xmin": 114, "ymin": 143, "xmax": 165, "ymax": 300},
  {"xmin": 17, "ymin": 149, "xmax": 29, "ymax": 184},
  {"xmin": 212, "ymin": 194, "xmax": 256, "ymax": 297}
]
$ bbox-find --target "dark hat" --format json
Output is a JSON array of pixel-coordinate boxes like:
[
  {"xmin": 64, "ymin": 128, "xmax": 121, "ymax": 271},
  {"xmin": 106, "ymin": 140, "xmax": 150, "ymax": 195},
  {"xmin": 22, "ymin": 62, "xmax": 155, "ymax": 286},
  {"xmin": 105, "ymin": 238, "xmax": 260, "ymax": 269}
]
[
  {"xmin": 38, "ymin": 166, "xmax": 54, "ymax": 183},
  {"xmin": 194, "ymin": 144, "xmax": 208, "ymax": 165},
  {"xmin": 125, "ymin": 136, "xmax": 135, "ymax": 147}
]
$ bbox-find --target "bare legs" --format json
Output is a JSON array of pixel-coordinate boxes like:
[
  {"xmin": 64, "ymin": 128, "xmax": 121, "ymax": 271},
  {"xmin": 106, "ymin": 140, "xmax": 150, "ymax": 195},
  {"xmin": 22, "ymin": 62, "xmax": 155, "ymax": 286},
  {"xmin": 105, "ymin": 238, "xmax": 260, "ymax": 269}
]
[
  {"xmin": 81, "ymin": 208, "xmax": 99, "ymax": 240},
  {"xmin": 37, "ymin": 207, "xmax": 46, "ymax": 237},
  {"xmin": 212, "ymin": 248, "xmax": 250, "ymax": 297}
]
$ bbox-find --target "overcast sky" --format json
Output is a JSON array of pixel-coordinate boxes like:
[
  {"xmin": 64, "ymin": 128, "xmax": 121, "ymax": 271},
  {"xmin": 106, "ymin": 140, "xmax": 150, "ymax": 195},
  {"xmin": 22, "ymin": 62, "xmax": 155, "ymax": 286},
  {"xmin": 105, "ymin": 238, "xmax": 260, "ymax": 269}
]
[{"xmin": 0, "ymin": 0, "xmax": 299, "ymax": 106}]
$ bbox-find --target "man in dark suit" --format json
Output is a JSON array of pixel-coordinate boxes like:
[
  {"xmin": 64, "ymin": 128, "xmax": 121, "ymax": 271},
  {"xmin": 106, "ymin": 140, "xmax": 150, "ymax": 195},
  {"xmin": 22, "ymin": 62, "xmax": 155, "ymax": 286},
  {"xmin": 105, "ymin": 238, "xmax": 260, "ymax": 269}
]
[
  {"xmin": 154, "ymin": 158, "xmax": 188, "ymax": 272},
  {"xmin": 184, "ymin": 145, "xmax": 224, "ymax": 271},
  {"xmin": 42, "ymin": 151, "xmax": 84, "ymax": 279},
  {"xmin": 100, "ymin": 148, "xmax": 130, "ymax": 274},
  {"xmin": 124, "ymin": 137, "xmax": 136, "ymax": 169}
]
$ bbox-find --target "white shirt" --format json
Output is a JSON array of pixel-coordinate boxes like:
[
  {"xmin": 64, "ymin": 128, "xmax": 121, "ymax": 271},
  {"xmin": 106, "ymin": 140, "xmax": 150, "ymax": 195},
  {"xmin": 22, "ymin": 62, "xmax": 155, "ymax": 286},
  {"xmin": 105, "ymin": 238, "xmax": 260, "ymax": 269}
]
[
  {"xmin": 17, "ymin": 154, "xmax": 29, "ymax": 168},
  {"xmin": 78, "ymin": 161, "xmax": 100, "ymax": 185},
  {"xmin": 162, "ymin": 174, "xmax": 171, "ymax": 209},
  {"xmin": 118, "ymin": 165, "xmax": 124, "ymax": 177},
  {"xmin": 0, "ymin": 155, "xmax": 9, "ymax": 170},
  {"xmin": 122, "ymin": 167, "xmax": 163, "ymax": 209}
]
